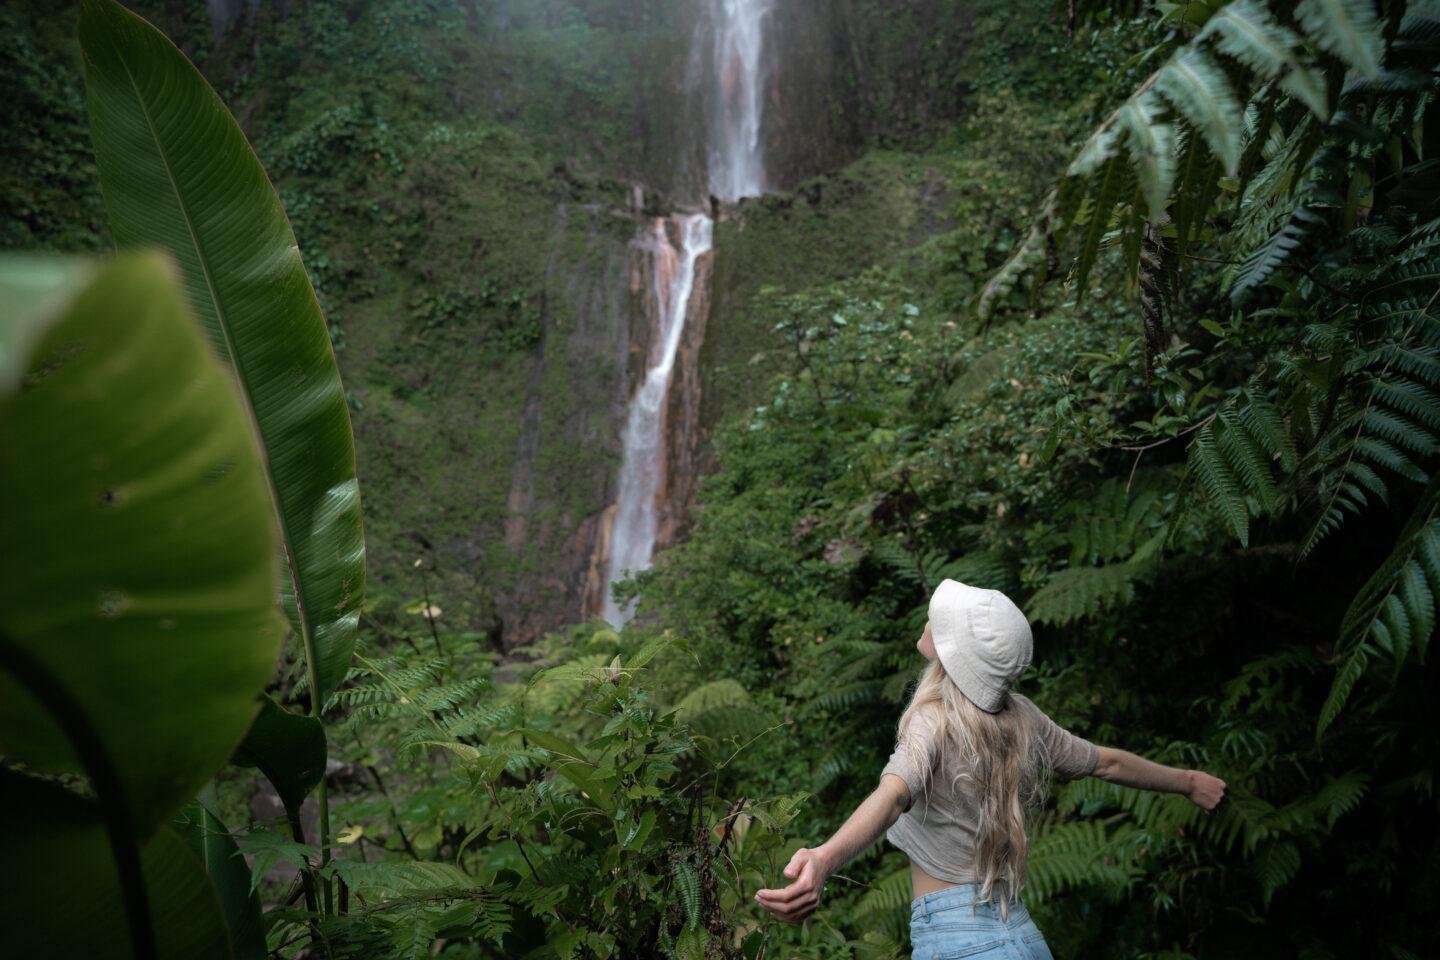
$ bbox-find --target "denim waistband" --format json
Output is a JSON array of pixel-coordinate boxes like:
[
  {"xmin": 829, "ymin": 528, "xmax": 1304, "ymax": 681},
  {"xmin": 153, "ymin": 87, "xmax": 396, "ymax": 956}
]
[{"xmin": 909, "ymin": 883, "xmax": 1030, "ymax": 924}]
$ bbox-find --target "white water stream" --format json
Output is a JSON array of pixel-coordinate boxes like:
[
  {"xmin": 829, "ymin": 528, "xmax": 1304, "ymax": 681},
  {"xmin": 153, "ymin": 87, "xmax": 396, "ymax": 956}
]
[
  {"xmin": 601, "ymin": 0, "xmax": 771, "ymax": 626},
  {"xmin": 710, "ymin": 0, "xmax": 772, "ymax": 201}
]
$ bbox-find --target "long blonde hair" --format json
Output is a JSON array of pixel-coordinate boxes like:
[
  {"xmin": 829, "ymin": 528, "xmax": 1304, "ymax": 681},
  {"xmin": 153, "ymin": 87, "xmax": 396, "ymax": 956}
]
[{"xmin": 894, "ymin": 659, "xmax": 1049, "ymax": 916}]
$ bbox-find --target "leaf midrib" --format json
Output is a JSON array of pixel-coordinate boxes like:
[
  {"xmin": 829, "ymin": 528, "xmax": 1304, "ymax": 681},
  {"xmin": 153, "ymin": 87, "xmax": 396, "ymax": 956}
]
[{"xmin": 112, "ymin": 39, "xmax": 321, "ymax": 700}]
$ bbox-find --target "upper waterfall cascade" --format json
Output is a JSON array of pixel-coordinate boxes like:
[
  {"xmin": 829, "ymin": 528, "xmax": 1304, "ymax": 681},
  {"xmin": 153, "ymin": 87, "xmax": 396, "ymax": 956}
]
[
  {"xmin": 599, "ymin": 0, "xmax": 772, "ymax": 626},
  {"xmin": 710, "ymin": 0, "xmax": 772, "ymax": 202}
]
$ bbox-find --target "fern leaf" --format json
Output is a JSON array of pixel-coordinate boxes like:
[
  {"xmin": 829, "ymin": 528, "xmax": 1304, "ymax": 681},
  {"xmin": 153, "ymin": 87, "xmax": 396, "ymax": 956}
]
[
  {"xmin": 1190, "ymin": 421, "xmax": 1250, "ymax": 546},
  {"xmin": 1156, "ymin": 47, "xmax": 1244, "ymax": 175},
  {"xmin": 1239, "ymin": 394, "xmax": 1298, "ymax": 472},
  {"xmin": 1119, "ymin": 90, "xmax": 1178, "ymax": 222},
  {"xmin": 977, "ymin": 220, "xmax": 1049, "ymax": 320},
  {"xmin": 854, "ymin": 866, "xmax": 913, "ymax": 940},
  {"xmin": 1067, "ymin": 123, "xmax": 1124, "ymax": 179},
  {"xmin": 1027, "ymin": 565, "xmax": 1136, "ymax": 626},
  {"xmin": 1323, "ymin": 496, "xmax": 1440, "ymax": 735},
  {"xmin": 1295, "ymin": 0, "xmax": 1384, "ymax": 77},
  {"xmin": 1217, "ymin": 408, "xmax": 1280, "ymax": 512},
  {"xmin": 1253, "ymin": 840, "xmax": 1302, "ymax": 906},
  {"xmin": 1200, "ymin": 0, "xmax": 1302, "ymax": 78},
  {"xmin": 671, "ymin": 861, "xmax": 701, "ymax": 930},
  {"xmin": 1280, "ymin": 67, "xmax": 1331, "ymax": 120},
  {"xmin": 1313, "ymin": 770, "xmax": 1370, "ymax": 827},
  {"xmin": 1073, "ymin": 158, "xmax": 1134, "ymax": 295},
  {"xmin": 1231, "ymin": 206, "xmax": 1326, "ymax": 303}
]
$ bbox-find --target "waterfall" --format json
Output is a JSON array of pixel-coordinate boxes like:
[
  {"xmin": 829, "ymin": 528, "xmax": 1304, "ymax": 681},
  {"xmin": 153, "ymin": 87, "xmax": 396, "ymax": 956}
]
[
  {"xmin": 600, "ymin": 215, "xmax": 713, "ymax": 625},
  {"xmin": 710, "ymin": 0, "xmax": 772, "ymax": 201},
  {"xmin": 599, "ymin": 0, "xmax": 771, "ymax": 627}
]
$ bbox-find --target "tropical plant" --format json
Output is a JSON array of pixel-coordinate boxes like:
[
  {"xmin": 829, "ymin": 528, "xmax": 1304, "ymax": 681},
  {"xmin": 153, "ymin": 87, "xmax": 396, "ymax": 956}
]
[
  {"xmin": 78, "ymin": 0, "xmax": 367, "ymax": 916},
  {"xmin": 0, "ymin": 251, "xmax": 283, "ymax": 958},
  {"xmin": 1, "ymin": 0, "xmax": 367, "ymax": 953}
]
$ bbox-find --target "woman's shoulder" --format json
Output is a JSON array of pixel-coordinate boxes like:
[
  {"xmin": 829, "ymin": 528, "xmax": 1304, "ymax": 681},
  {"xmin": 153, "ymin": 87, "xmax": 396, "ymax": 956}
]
[
  {"xmin": 1007, "ymin": 691, "xmax": 1041, "ymax": 716},
  {"xmin": 906, "ymin": 701, "xmax": 948, "ymax": 734}
]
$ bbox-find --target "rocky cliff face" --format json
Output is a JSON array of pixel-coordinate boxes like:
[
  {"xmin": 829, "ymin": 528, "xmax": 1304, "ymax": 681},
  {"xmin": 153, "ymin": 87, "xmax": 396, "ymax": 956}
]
[
  {"xmin": 497, "ymin": 201, "xmax": 641, "ymax": 646},
  {"xmin": 63, "ymin": 0, "xmax": 970, "ymax": 651}
]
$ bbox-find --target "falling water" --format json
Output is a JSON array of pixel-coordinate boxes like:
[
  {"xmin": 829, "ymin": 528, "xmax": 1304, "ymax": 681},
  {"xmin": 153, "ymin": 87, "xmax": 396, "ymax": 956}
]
[
  {"xmin": 601, "ymin": 215, "xmax": 714, "ymax": 625},
  {"xmin": 600, "ymin": 0, "xmax": 771, "ymax": 626},
  {"xmin": 710, "ymin": 0, "xmax": 772, "ymax": 201}
]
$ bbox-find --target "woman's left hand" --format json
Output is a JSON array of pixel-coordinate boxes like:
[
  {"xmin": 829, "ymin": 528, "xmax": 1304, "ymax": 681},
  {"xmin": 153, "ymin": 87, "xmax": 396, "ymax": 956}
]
[{"xmin": 755, "ymin": 847, "xmax": 829, "ymax": 923}]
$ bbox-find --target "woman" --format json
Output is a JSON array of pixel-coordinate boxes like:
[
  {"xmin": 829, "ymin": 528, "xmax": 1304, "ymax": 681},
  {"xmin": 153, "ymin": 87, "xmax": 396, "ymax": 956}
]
[{"xmin": 754, "ymin": 578, "xmax": 1227, "ymax": 957}]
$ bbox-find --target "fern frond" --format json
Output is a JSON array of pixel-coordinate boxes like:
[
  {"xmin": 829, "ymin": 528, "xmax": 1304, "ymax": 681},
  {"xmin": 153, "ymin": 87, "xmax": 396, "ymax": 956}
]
[
  {"xmin": 1119, "ymin": 90, "xmax": 1178, "ymax": 222},
  {"xmin": 1321, "ymin": 483, "xmax": 1440, "ymax": 735},
  {"xmin": 1231, "ymin": 205, "xmax": 1327, "ymax": 303},
  {"xmin": 1026, "ymin": 819, "xmax": 1133, "ymax": 903},
  {"xmin": 1027, "ymin": 565, "xmax": 1136, "ymax": 626},
  {"xmin": 1295, "ymin": 0, "xmax": 1385, "ymax": 78},
  {"xmin": 671, "ymin": 861, "xmax": 701, "ymax": 930},
  {"xmin": 854, "ymin": 866, "xmax": 913, "ymax": 939},
  {"xmin": 1253, "ymin": 840, "xmax": 1302, "ymax": 906},
  {"xmin": 1189, "ymin": 420, "xmax": 1250, "ymax": 545},
  {"xmin": 1073, "ymin": 158, "xmax": 1134, "ymax": 294},
  {"xmin": 1156, "ymin": 48, "xmax": 1244, "ymax": 175}
]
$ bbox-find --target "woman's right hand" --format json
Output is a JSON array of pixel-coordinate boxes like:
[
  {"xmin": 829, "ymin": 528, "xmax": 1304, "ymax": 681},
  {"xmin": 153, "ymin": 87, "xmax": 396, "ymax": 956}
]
[
  {"xmin": 754, "ymin": 847, "xmax": 830, "ymax": 923},
  {"xmin": 1186, "ymin": 770, "xmax": 1227, "ymax": 812}
]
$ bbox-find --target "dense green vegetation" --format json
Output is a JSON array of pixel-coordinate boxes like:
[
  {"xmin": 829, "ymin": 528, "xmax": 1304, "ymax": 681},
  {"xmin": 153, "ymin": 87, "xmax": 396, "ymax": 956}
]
[{"xmin": 4, "ymin": 0, "xmax": 1439, "ymax": 958}]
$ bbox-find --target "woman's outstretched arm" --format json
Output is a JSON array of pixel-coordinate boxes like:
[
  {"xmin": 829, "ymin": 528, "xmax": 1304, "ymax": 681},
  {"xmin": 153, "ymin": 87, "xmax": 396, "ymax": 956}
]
[
  {"xmin": 753, "ymin": 774, "xmax": 910, "ymax": 923},
  {"xmin": 1092, "ymin": 745, "xmax": 1227, "ymax": 811}
]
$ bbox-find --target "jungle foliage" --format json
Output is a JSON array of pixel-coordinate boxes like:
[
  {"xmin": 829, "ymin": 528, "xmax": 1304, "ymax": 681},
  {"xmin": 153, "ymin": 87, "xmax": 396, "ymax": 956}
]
[{"xmin": 3, "ymin": 0, "xmax": 1439, "ymax": 959}]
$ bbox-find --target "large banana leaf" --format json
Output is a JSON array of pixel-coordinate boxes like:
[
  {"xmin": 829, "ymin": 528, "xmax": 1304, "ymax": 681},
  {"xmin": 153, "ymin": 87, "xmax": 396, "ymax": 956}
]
[
  {"xmin": 0, "ymin": 772, "xmax": 240, "ymax": 960},
  {"xmin": 0, "ymin": 251, "xmax": 284, "ymax": 839},
  {"xmin": 79, "ymin": 0, "xmax": 365, "ymax": 708}
]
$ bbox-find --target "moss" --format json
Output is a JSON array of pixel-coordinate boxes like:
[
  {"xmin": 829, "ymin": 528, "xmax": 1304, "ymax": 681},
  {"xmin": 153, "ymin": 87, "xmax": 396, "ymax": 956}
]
[{"xmin": 699, "ymin": 149, "xmax": 952, "ymax": 442}]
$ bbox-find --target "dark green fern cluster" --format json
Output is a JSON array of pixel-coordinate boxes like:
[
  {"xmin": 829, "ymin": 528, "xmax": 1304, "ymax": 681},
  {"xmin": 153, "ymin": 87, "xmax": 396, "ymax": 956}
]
[{"xmin": 984, "ymin": 0, "xmax": 1440, "ymax": 735}]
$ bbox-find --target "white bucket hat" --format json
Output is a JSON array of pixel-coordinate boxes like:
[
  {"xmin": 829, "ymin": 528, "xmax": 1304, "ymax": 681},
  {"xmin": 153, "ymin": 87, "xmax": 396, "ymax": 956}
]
[{"xmin": 929, "ymin": 578, "xmax": 1033, "ymax": 712}]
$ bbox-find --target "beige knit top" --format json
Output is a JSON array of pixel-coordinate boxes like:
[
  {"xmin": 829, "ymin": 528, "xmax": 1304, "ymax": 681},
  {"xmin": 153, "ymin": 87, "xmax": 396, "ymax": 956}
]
[{"xmin": 879, "ymin": 692, "xmax": 1099, "ymax": 885}]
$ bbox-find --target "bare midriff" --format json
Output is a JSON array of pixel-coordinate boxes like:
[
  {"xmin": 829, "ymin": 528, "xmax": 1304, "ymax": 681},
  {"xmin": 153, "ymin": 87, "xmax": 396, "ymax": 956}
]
[{"xmin": 909, "ymin": 860, "xmax": 964, "ymax": 899}]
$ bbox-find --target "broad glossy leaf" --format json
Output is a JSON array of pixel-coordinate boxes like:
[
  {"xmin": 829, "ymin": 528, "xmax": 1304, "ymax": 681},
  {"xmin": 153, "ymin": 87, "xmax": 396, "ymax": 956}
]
[
  {"xmin": 233, "ymin": 693, "xmax": 327, "ymax": 814},
  {"xmin": 175, "ymin": 801, "xmax": 267, "ymax": 960},
  {"xmin": 0, "ymin": 771, "xmax": 237, "ymax": 960},
  {"xmin": 80, "ymin": 0, "xmax": 364, "ymax": 708},
  {"xmin": 0, "ymin": 252, "xmax": 283, "ymax": 837}
]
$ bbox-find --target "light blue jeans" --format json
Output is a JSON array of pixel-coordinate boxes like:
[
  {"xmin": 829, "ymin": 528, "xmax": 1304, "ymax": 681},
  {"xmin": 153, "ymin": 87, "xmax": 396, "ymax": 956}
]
[{"xmin": 909, "ymin": 885, "xmax": 1054, "ymax": 960}]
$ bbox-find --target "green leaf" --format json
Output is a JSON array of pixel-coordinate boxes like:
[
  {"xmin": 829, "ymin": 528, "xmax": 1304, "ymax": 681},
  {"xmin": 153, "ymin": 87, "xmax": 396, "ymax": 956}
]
[
  {"xmin": 1156, "ymin": 47, "xmax": 1244, "ymax": 175},
  {"xmin": 1118, "ymin": 90, "xmax": 1178, "ymax": 222},
  {"xmin": 0, "ymin": 252, "xmax": 283, "ymax": 839},
  {"xmin": 80, "ymin": 0, "xmax": 364, "ymax": 709},
  {"xmin": 232, "ymin": 694, "xmax": 327, "ymax": 814},
  {"xmin": 327, "ymin": 860, "xmax": 476, "ymax": 899},
  {"xmin": 1295, "ymin": 0, "xmax": 1385, "ymax": 77},
  {"xmin": 1200, "ymin": 0, "xmax": 1302, "ymax": 77},
  {"xmin": 175, "ymin": 801, "xmax": 266, "ymax": 960},
  {"xmin": 0, "ymin": 771, "xmax": 237, "ymax": 960}
]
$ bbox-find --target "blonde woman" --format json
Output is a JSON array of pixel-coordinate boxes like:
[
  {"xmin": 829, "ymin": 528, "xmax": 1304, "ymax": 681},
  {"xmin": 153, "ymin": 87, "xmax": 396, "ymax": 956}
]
[{"xmin": 754, "ymin": 579, "xmax": 1227, "ymax": 957}]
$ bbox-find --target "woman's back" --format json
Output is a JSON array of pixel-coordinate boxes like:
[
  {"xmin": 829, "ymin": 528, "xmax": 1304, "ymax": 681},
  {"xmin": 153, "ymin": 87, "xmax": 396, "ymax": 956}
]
[{"xmin": 879, "ymin": 692, "xmax": 1099, "ymax": 890}]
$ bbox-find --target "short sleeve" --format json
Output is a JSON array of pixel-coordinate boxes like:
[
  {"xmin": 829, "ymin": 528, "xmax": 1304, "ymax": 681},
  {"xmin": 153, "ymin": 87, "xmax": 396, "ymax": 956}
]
[
  {"xmin": 879, "ymin": 707, "xmax": 942, "ymax": 809},
  {"xmin": 1017, "ymin": 694, "xmax": 1098, "ymax": 781}
]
